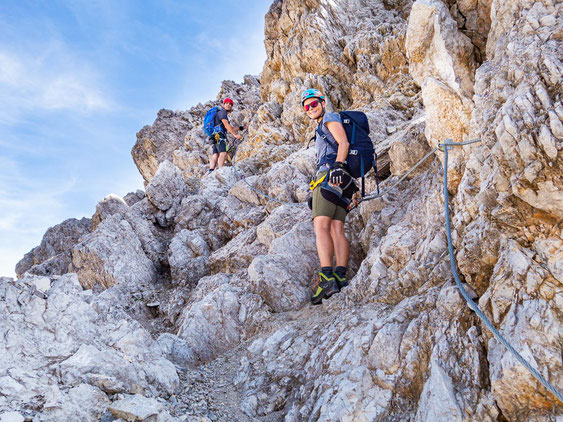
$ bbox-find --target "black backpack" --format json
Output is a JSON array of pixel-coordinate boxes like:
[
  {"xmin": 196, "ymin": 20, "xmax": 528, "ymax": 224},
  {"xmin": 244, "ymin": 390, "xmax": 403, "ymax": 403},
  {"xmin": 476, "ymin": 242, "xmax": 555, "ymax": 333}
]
[{"xmin": 316, "ymin": 111, "xmax": 378, "ymax": 196}]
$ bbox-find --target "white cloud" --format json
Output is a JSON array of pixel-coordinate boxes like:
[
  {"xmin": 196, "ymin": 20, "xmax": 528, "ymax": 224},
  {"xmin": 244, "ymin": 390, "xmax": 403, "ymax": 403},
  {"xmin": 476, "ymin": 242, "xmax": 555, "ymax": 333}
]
[
  {"xmin": 0, "ymin": 51, "xmax": 23, "ymax": 84},
  {"xmin": 0, "ymin": 159, "xmax": 76, "ymax": 233},
  {"xmin": 0, "ymin": 249, "xmax": 24, "ymax": 279},
  {"xmin": 0, "ymin": 42, "xmax": 113, "ymax": 123},
  {"xmin": 175, "ymin": 22, "xmax": 267, "ymax": 108},
  {"xmin": 41, "ymin": 74, "xmax": 109, "ymax": 111},
  {"xmin": 0, "ymin": 156, "xmax": 78, "ymax": 277},
  {"xmin": 222, "ymin": 35, "xmax": 266, "ymax": 79}
]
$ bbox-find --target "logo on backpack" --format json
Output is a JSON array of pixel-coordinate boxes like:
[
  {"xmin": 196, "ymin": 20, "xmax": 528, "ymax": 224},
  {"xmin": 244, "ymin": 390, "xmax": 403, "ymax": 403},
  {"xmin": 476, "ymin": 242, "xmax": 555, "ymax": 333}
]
[
  {"xmin": 203, "ymin": 107, "xmax": 223, "ymax": 137},
  {"xmin": 338, "ymin": 111, "xmax": 375, "ymax": 179}
]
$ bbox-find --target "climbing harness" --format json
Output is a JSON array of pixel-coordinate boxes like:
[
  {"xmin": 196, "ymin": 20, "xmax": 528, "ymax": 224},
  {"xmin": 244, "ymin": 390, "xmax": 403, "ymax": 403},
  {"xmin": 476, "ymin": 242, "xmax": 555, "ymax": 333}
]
[
  {"xmin": 440, "ymin": 139, "xmax": 563, "ymax": 404},
  {"xmin": 309, "ymin": 172, "xmax": 327, "ymax": 191}
]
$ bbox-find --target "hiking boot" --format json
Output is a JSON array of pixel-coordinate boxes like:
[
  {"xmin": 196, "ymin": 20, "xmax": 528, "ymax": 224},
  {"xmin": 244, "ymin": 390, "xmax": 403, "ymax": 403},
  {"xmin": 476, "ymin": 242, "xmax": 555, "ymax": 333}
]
[
  {"xmin": 311, "ymin": 272, "xmax": 340, "ymax": 305},
  {"xmin": 333, "ymin": 272, "xmax": 348, "ymax": 289}
]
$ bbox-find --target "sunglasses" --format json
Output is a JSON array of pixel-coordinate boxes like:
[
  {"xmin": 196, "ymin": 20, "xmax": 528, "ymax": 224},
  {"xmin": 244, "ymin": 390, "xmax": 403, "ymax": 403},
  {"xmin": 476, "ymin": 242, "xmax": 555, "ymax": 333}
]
[{"xmin": 303, "ymin": 100, "xmax": 321, "ymax": 111}]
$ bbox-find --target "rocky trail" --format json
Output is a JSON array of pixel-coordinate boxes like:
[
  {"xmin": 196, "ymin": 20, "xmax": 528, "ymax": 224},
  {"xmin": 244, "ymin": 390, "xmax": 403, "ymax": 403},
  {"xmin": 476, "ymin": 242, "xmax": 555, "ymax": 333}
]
[{"xmin": 2, "ymin": 0, "xmax": 562, "ymax": 420}]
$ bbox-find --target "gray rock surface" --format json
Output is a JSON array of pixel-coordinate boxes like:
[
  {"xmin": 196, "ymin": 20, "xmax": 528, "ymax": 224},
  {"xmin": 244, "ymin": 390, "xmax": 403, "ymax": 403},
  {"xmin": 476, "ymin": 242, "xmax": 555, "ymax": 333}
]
[
  {"xmin": 388, "ymin": 116, "xmax": 431, "ymax": 177},
  {"xmin": 0, "ymin": 274, "xmax": 178, "ymax": 420},
  {"xmin": 168, "ymin": 229, "xmax": 210, "ymax": 285},
  {"xmin": 6, "ymin": 0, "xmax": 563, "ymax": 420},
  {"xmin": 0, "ymin": 413, "xmax": 24, "ymax": 422},
  {"xmin": 71, "ymin": 214, "xmax": 156, "ymax": 289},
  {"xmin": 124, "ymin": 189, "xmax": 146, "ymax": 206},
  {"xmin": 15, "ymin": 217, "xmax": 92, "ymax": 277},
  {"xmin": 176, "ymin": 273, "xmax": 271, "ymax": 365},
  {"xmin": 132, "ymin": 109, "xmax": 193, "ymax": 184},
  {"xmin": 132, "ymin": 77, "xmax": 260, "ymax": 184},
  {"xmin": 146, "ymin": 161, "xmax": 189, "ymax": 224},
  {"xmin": 108, "ymin": 394, "xmax": 168, "ymax": 421},
  {"xmin": 406, "ymin": 0, "xmax": 477, "ymax": 191},
  {"xmin": 92, "ymin": 193, "xmax": 129, "ymax": 230},
  {"xmin": 248, "ymin": 217, "xmax": 317, "ymax": 312},
  {"xmin": 124, "ymin": 197, "xmax": 170, "ymax": 270}
]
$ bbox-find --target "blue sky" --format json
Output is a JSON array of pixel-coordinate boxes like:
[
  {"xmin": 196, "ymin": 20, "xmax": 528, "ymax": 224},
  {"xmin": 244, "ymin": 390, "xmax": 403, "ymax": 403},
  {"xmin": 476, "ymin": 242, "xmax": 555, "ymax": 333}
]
[{"xmin": 0, "ymin": 0, "xmax": 271, "ymax": 277}]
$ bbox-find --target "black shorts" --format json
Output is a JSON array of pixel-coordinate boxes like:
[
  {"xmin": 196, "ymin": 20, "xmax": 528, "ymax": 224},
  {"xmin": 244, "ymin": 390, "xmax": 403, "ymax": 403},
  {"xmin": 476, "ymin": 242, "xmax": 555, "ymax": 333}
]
[{"xmin": 211, "ymin": 134, "xmax": 227, "ymax": 154}]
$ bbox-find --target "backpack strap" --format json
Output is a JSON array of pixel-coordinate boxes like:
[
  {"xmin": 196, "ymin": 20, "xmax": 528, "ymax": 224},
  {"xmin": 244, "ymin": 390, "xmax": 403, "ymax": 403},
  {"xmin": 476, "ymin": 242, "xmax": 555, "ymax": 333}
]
[
  {"xmin": 360, "ymin": 155, "xmax": 365, "ymax": 197},
  {"xmin": 346, "ymin": 116, "xmax": 364, "ymax": 195},
  {"xmin": 340, "ymin": 112, "xmax": 357, "ymax": 146},
  {"xmin": 374, "ymin": 152, "xmax": 379, "ymax": 195},
  {"xmin": 316, "ymin": 121, "xmax": 325, "ymax": 139},
  {"xmin": 316, "ymin": 121, "xmax": 337, "ymax": 148},
  {"xmin": 306, "ymin": 135, "xmax": 316, "ymax": 149},
  {"xmin": 315, "ymin": 120, "xmax": 339, "ymax": 169}
]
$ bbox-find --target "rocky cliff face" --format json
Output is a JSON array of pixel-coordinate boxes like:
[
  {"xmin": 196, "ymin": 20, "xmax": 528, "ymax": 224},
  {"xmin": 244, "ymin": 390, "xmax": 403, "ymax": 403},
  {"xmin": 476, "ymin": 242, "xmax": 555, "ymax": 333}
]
[{"xmin": 5, "ymin": 0, "xmax": 562, "ymax": 421}]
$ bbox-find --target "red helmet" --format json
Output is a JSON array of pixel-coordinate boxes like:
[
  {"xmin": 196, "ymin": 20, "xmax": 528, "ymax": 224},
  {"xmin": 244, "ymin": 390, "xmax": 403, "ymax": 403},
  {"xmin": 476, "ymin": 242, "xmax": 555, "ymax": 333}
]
[{"xmin": 223, "ymin": 98, "xmax": 233, "ymax": 105}]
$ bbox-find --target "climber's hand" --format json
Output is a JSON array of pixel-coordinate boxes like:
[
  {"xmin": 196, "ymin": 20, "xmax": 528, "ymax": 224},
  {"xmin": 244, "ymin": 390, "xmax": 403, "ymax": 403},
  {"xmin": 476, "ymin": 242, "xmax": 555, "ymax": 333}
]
[{"xmin": 329, "ymin": 162, "xmax": 346, "ymax": 186}]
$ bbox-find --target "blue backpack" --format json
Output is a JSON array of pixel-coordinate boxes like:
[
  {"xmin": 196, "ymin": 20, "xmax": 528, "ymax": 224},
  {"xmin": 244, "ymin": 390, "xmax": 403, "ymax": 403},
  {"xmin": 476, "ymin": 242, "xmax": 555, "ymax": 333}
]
[
  {"xmin": 203, "ymin": 107, "xmax": 223, "ymax": 137},
  {"xmin": 316, "ymin": 111, "xmax": 378, "ymax": 196}
]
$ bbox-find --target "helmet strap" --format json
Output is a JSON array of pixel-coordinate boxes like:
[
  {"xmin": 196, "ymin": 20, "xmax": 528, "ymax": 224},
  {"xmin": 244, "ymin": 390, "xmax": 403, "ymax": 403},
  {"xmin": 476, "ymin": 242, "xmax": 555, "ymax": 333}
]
[{"xmin": 316, "ymin": 102, "xmax": 326, "ymax": 123}]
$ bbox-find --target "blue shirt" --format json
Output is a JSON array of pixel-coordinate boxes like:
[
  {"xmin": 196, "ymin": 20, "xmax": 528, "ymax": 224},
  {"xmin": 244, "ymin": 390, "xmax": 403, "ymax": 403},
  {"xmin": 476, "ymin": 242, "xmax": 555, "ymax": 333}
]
[{"xmin": 315, "ymin": 112, "xmax": 342, "ymax": 168}]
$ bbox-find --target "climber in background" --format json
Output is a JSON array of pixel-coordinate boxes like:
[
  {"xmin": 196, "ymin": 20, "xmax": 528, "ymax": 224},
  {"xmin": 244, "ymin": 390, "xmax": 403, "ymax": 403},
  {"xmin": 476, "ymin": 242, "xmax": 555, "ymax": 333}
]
[
  {"xmin": 205, "ymin": 98, "xmax": 243, "ymax": 172},
  {"xmin": 302, "ymin": 88, "xmax": 358, "ymax": 305}
]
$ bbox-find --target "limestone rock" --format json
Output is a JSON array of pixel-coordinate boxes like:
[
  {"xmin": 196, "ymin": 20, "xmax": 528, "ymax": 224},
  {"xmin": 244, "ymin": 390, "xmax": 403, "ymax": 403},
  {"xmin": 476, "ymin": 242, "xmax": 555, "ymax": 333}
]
[
  {"xmin": 248, "ymin": 219, "xmax": 317, "ymax": 312},
  {"xmin": 448, "ymin": 0, "xmax": 492, "ymax": 62},
  {"xmin": 71, "ymin": 214, "xmax": 156, "ymax": 290},
  {"xmin": 389, "ymin": 117, "xmax": 431, "ymax": 177},
  {"xmin": 124, "ymin": 189, "xmax": 146, "ymax": 206},
  {"xmin": 108, "ymin": 394, "xmax": 166, "ymax": 421},
  {"xmin": 168, "ymin": 229, "xmax": 209, "ymax": 285},
  {"xmin": 476, "ymin": 241, "xmax": 563, "ymax": 419},
  {"xmin": 255, "ymin": 203, "xmax": 311, "ymax": 248},
  {"xmin": 132, "ymin": 109, "xmax": 192, "ymax": 183},
  {"xmin": 0, "ymin": 413, "xmax": 24, "ymax": 422},
  {"xmin": 15, "ymin": 217, "xmax": 92, "ymax": 277},
  {"xmin": 92, "ymin": 193, "xmax": 129, "ymax": 230},
  {"xmin": 145, "ymin": 161, "xmax": 188, "ymax": 225},
  {"xmin": 406, "ymin": 0, "xmax": 478, "ymax": 191},
  {"xmin": 16, "ymin": 253, "xmax": 72, "ymax": 279},
  {"xmin": 173, "ymin": 148, "xmax": 207, "ymax": 179},
  {"xmin": 7, "ymin": 0, "xmax": 563, "ymax": 420},
  {"xmin": 124, "ymin": 198, "xmax": 170, "ymax": 270},
  {"xmin": 38, "ymin": 384, "xmax": 110, "ymax": 422},
  {"xmin": 207, "ymin": 228, "xmax": 266, "ymax": 275},
  {"xmin": 452, "ymin": 1, "xmax": 563, "ymax": 414},
  {"xmin": 407, "ymin": 0, "xmax": 476, "ymax": 97},
  {"xmin": 133, "ymin": 77, "xmax": 261, "ymax": 185},
  {"xmin": 176, "ymin": 274, "xmax": 270, "ymax": 365},
  {"xmin": 0, "ymin": 274, "xmax": 178, "ymax": 419},
  {"xmin": 157, "ymin": 333, "xmax": 197, "ymax": 367}
]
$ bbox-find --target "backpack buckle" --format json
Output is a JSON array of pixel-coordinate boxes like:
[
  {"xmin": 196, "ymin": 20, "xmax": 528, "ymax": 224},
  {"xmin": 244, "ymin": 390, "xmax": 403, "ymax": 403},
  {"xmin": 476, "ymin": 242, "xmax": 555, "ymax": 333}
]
[{"xmin": 348, "ymin": 149, "xmax": 359, "ymax": 156}]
